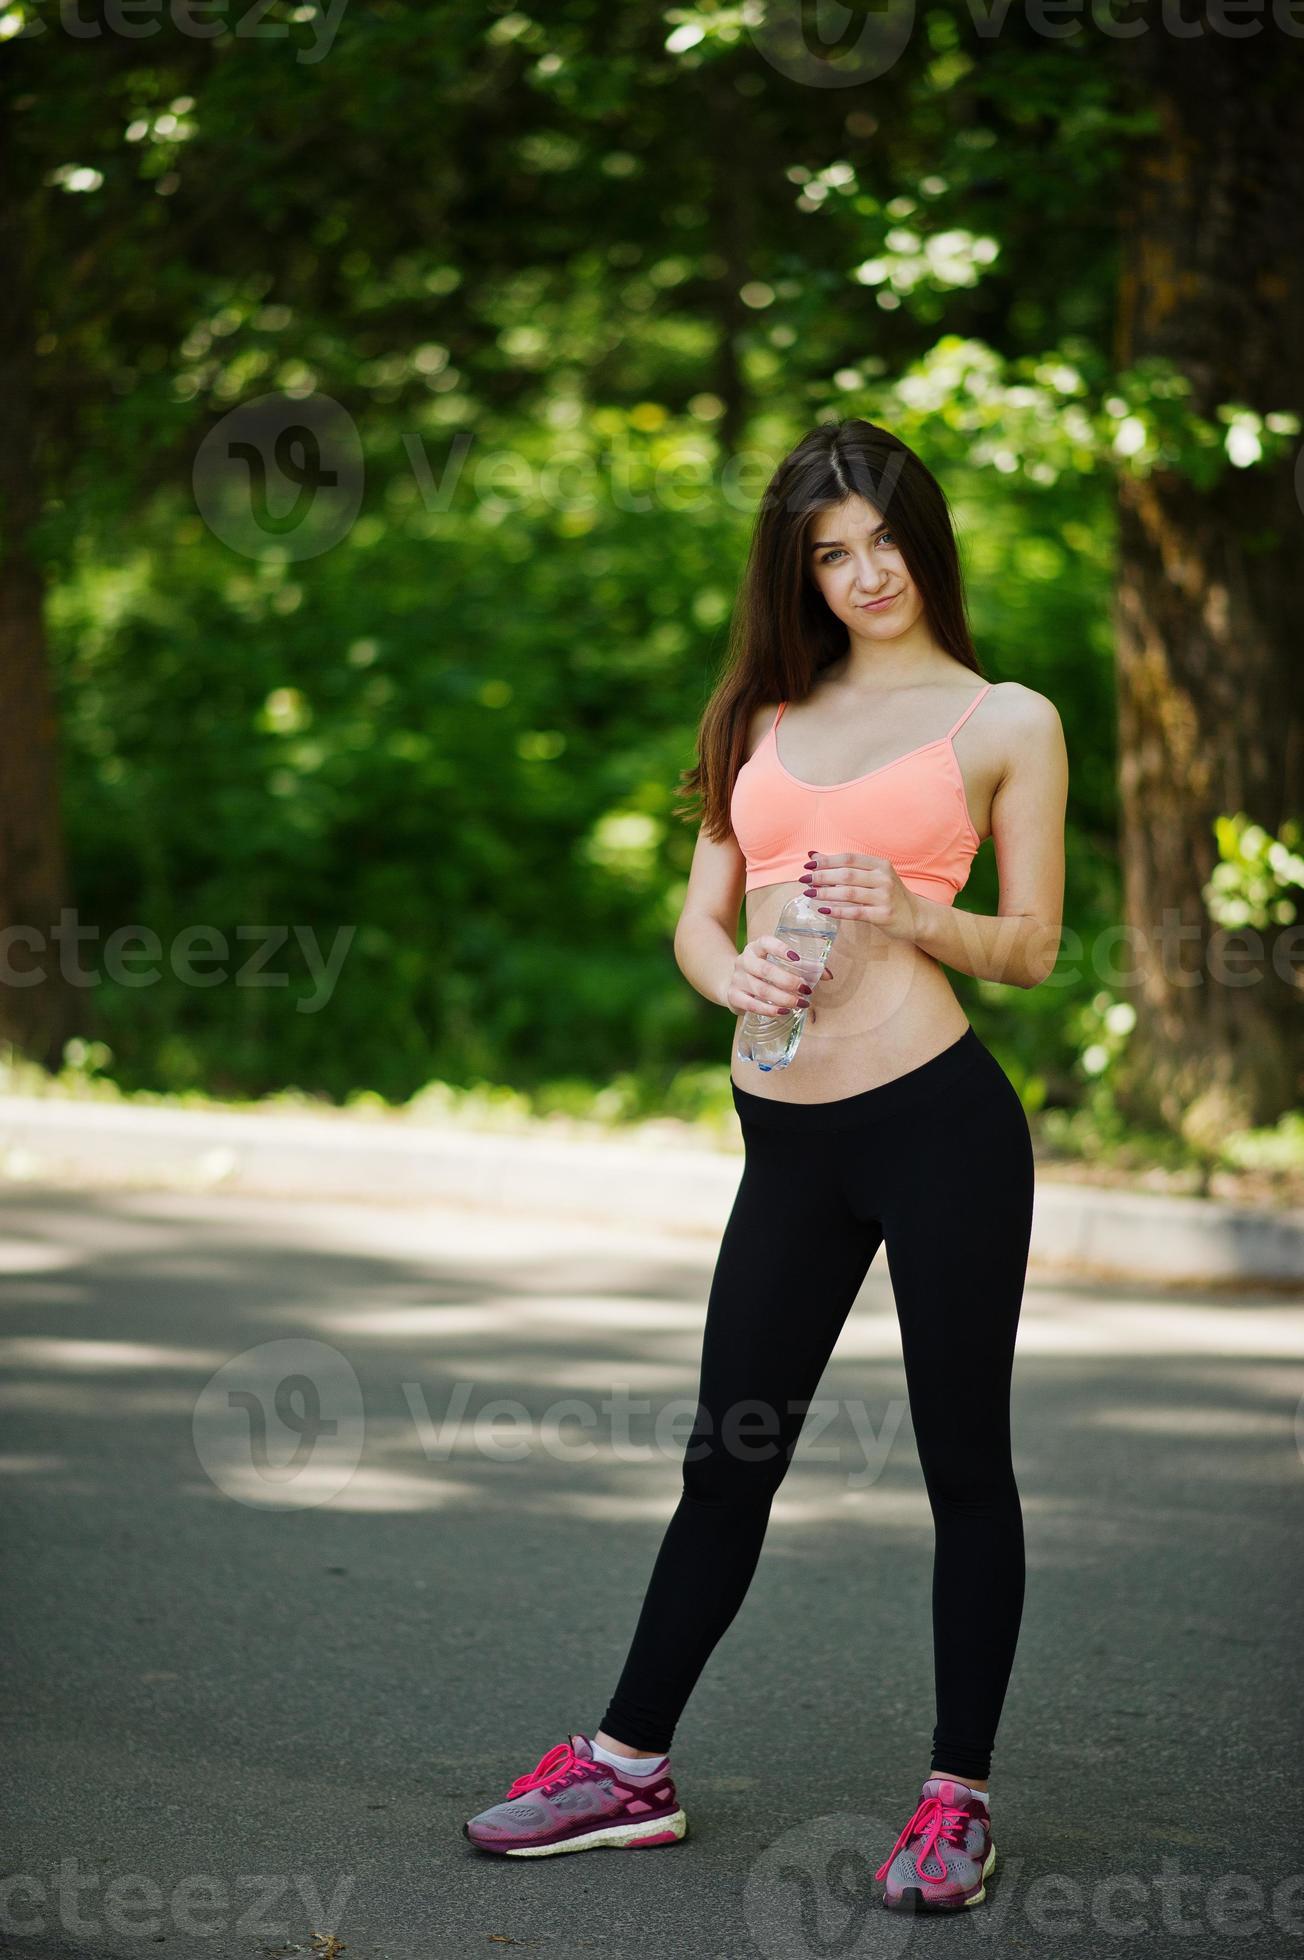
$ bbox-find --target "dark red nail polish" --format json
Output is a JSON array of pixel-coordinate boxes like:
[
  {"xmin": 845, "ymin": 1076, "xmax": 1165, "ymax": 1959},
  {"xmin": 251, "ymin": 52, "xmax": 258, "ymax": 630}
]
[
  {"xmin": 818, "ymin": 906, "xmax": 831, "ymax": 914},
  {"xmin": 786, "ymin": 950, "xmax": 799, "ymax": 959}
]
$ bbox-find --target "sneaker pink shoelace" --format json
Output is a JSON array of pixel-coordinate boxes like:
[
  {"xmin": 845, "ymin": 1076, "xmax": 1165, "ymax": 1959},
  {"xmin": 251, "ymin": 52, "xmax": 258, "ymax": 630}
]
[
  {"xmin": 505, "ymin": 1741, "xmax": 588, "ymax": 1799},
  {"xmin": 874, "ymin": 1792, "xmax": 973, "ymax": 1883}
]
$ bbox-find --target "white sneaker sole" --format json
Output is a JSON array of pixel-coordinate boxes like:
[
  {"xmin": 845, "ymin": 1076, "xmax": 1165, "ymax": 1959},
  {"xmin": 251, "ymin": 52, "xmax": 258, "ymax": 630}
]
[
  {"xmin": 964, "ymin": 1842, "xmax": 998, "ymax": 1906},
  {"xmin": 493, "ymin": 1808, "xmax": 689, "ymax": 1857}
]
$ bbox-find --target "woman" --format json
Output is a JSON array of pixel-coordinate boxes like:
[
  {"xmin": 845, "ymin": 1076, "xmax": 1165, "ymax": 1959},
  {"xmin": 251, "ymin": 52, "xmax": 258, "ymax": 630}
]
[{"xmin": 464, "ymin": 418, "xmax": 1068, "ymax": 1912}]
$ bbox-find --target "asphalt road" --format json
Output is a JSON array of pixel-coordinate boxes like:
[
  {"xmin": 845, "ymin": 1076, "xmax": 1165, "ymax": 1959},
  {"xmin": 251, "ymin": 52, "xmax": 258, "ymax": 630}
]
[{"xmin": 2, "ymin": 1181, "xmax": 1302, "ymax": 1960}]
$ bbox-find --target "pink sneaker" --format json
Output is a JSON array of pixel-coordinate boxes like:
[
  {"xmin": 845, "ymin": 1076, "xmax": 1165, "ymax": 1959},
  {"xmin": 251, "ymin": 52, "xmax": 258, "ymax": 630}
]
[
  {"xmin": 463, "ymin": 1731, "xmax": 688, "ymax": 1857},
  {"xmin": 875, "ymin": 1776, "xmax": 995, "ymax": 1911}
]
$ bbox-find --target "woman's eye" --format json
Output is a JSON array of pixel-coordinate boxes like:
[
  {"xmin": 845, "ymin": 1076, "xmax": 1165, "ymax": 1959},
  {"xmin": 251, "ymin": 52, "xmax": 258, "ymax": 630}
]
[{"xmin": 819, "ymin": 534, "xmax": 894, "ymax": 564}]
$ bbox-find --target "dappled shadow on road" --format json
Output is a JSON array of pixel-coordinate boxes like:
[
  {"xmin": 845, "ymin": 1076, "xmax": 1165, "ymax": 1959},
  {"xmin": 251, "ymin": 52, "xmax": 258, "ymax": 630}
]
[
  {"xmin": 2, "ymin": 1180, "xmax": 1301, "ymax": 1942},
  {"xmin": 4, "ymin": 1178, "xmax": 1300, "ymax": 1623},
  {"xmin": 1, "ymin": 1184, "xmax": 1300, "ymax": 1525}
]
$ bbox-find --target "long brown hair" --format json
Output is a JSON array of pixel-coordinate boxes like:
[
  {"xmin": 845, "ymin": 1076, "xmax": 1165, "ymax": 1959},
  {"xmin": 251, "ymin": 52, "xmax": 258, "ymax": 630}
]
[{"xmin": 676, "ymin": 418, "xmax": 984, "ymax": 840}]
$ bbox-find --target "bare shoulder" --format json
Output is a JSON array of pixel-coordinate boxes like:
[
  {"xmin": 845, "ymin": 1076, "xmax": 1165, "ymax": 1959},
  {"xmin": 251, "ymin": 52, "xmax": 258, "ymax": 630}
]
[
  {"xmin": 986, "ymin": 681, "xmax": 1065, "ymax": 760},
  {"xmin": 985, "ymin": 679, "xmax": 1062, "ymax": 734},
  {"xmin": 984, "ymin": 683, "xmax": 1068, "ymax": 815}
]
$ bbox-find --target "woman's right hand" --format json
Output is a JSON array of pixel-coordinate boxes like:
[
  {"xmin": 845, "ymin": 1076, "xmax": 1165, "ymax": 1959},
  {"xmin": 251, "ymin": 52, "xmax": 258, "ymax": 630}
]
[{"xmin": 724, "ymin": 936, "xmax": 834, "ymax": 1018}]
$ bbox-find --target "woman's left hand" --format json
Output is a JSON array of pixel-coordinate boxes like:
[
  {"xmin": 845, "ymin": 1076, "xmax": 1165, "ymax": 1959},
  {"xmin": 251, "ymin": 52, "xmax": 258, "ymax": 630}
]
[{"xmin": 800, "ymin": 850, "xmax": 920, "ymax": 942}]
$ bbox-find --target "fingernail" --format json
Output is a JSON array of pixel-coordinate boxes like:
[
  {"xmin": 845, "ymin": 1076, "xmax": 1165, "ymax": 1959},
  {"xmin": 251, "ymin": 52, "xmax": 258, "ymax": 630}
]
[
  {"xmin": 818, "ymin": 906, "xmax": 831, "ymax": 914},
  {"xmin": 798, "ymin": 984, "xmax": 812, "ymax": 996},
  {"xmin": 786, "ymin": 950, "xmax": 799, "ymax": 960}
]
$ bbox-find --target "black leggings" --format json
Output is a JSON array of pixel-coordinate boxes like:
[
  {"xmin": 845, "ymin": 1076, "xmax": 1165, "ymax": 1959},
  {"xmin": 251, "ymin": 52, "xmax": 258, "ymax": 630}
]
[{"xmin": 599, "ymin": 1024, "xmax": 1034, "ymax": 1782}]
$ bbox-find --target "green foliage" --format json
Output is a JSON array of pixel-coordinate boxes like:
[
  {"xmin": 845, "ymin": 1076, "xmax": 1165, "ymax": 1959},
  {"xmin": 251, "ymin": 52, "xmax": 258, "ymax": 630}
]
[
  {"xmin": 1204, "ymin": 815, "xmax": 1304, "ymax": 931},
  {"xmin": 8, "ymin": 2, "xmax": 1288, "ymax": 1122},
  {"xmin": 47, "ymin": 408, "xmax": 1119, "ymax": 1102}
]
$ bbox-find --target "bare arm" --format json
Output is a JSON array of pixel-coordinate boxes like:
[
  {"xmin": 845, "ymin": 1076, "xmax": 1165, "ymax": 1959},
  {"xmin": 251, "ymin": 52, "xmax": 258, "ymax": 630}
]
[
  {"xmin": 674, "ymin": 814, "xmax": 828, "ymax": 1018},
  {"xmin": 908, "ymin": 686, "xmax": 1068, "ymax": 989},
  {"xmin": 673, "ymin": 821, "xmax": 743, "ymax": 1008}
]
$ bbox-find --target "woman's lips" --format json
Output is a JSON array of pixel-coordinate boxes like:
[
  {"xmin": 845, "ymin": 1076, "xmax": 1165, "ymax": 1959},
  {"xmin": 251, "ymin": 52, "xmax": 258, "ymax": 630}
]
[{"xmin": 857, "ymin": 592, "xmax": 898, "ymax": 610}]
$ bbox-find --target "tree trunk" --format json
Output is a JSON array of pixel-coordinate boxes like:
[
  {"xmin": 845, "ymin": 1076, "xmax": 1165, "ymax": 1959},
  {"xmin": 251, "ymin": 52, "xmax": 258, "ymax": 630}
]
[
  {"xmin": 0, "ymin": 160, "xmax": 77, "ymax": 1073},
  {"xmin": 1112, "ymin": 25, "xmax": 1304, "ymax": 1146}
]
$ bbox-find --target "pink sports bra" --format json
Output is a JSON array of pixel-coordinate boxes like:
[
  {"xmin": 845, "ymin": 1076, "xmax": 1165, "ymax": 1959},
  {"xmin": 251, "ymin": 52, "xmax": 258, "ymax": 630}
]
[{"xmin": 730, "ymin": 681, "xmax": 992, "ymax": 902}]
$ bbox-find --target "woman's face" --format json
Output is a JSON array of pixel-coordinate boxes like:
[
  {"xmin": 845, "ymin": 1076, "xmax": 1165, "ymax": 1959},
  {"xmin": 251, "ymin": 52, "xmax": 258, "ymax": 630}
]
[{"xmin": 806, "ymin": 494, "xmax": 924, "ymax": 642}]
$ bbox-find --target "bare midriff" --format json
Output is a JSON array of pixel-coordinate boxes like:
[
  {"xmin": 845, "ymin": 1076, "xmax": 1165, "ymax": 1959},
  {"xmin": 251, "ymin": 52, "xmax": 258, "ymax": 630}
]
[
  {"xmin": 726, "ymin": 671, "xmax": 1005, "ymax": 1104},
  {"xmin": 728, "ymin": 877, "xmax": 974, "ymax": 1104}
]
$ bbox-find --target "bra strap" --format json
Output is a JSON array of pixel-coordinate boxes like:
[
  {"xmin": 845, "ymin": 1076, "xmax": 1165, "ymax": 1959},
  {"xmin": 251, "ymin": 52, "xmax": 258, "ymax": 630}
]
[{"xmin": 946, "ymin": 681, "xmax": 993, "ymax": 739}]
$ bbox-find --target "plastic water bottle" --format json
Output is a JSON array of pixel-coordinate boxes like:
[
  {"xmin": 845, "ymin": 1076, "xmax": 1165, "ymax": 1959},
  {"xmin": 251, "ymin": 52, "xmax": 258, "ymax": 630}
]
[{"xmin": 735, "ymin": 892, "xmax": 839, "ymax": 1071}]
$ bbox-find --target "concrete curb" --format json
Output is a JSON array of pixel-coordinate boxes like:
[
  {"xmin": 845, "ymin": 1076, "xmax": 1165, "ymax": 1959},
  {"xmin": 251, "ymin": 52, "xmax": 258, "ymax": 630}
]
[{"xmin": 0, "ymin": 1093, "xmax": 1300, "ymax": 1286}]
